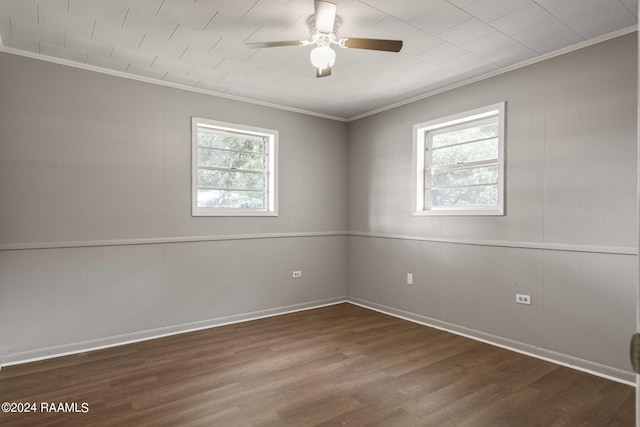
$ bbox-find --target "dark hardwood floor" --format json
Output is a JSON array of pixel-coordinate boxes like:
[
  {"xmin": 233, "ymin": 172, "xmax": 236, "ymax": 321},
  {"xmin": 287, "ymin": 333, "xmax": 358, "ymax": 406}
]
[{"xmin": 0, "ymin": 303, "xmax": 634, "ymax": 426}]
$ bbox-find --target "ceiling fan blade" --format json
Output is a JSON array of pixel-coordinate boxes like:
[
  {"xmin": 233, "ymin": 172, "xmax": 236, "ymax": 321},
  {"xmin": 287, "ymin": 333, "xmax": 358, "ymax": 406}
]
[
  {"xmin": 342, "ymin": 38, "xmax": 403, "ymax": 52},
  {"xmin": 245, "ymin": 40, "xmax": 305, "ymax": 49},
  {"xmin": 314, "ymin": 1, "xmax": 337, "ymax": 33},
  {"xmin": 316, "ymin": 67, "xmax": 332, "ymax": 78}
]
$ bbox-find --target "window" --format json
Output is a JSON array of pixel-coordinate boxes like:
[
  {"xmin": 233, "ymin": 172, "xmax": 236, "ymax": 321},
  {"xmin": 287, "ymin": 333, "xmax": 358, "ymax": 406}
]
[
  {"xmin": 192, "ymin": 118, "xmax": 278, "ymax": 216},
  {"xmin": 413, "ymin": 102, "xmax": 505, "ymax": 216}
]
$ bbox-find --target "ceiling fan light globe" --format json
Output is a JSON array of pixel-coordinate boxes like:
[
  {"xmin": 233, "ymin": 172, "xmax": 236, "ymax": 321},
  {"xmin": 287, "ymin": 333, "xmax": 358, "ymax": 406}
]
[{"xmin": 310, "ymin": 46, "xmax": 336, "ymax": 69}]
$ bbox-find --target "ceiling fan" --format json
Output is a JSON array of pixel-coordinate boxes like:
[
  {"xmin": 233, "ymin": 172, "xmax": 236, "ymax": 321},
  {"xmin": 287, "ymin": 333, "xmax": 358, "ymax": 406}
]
[{"xmin": 245, "ymin": 0, "xmax": 403, "ymax": 78}]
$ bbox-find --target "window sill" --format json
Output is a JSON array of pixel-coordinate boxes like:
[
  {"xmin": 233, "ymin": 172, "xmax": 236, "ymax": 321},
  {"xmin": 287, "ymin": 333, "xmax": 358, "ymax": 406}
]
[
  {"xmin": 413, "ymin": 208, "xmax": 504, "ymax": 216},
  {"xmin": 193, "ymin": 209, "xmax": 278, "ymax": 217}
]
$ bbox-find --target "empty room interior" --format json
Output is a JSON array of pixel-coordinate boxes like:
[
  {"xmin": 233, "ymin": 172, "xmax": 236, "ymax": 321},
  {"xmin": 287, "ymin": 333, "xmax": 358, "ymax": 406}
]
[{"xmin": 0, "ymin": 0, "xmax": 638, "ymax": 425}]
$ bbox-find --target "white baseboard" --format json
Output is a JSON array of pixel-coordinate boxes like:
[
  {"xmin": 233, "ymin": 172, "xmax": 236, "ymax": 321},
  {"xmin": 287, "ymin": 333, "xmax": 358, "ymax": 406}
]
[
  {"xmin": 346, "ymin": 297, "xmax": 636, "ymax": 386},
  {"xmin": 0, "ymin": 297, "xmax": 347, "ymax": 368},
  {"xmin": 3, "ymin": 296, "xmax": 635, "ymax": 387}
]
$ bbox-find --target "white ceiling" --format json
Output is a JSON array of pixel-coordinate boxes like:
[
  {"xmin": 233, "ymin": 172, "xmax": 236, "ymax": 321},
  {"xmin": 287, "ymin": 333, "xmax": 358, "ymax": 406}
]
[{"xmin": 0, "ymin": 0, "xmax": 637, "ymax": 120}]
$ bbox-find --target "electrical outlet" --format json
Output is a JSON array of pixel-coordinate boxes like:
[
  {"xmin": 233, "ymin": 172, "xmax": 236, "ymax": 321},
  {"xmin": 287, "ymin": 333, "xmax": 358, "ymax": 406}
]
[
  {"xmin": 292, "ymin": 271, "xmax": 302, "ymax": 278},
  {"xmin": 407, "ymin": 273, "xmax": 413, "ymax": 285},
  {"xmin": 516, "ymin": 294, "xmax": 531, "ymax": 305}
]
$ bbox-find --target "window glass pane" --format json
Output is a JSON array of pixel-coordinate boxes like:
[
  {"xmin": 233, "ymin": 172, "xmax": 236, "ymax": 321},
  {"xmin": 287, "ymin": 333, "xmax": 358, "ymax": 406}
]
[
  {"xmin": 431, "ymin": 166, "xmax": 498, "ymax": 188},
  {"xmin": 197, "ymin": 169, "xmax": 265, "ymax": 191},
  {"xmin": 197, "ymin": 130, "xmax": 264, "ymax": 153},
  {"xmin": 197, "ymin": 147, "xmax": 266, "ymax": 171},
  {"xmin": 192, "ymin": 118, "xmax": 277, "ymax": 216},
  {"xmin": 415, "ymin": 104, "xmax": 503, "ymax": 215},
  {"xmin": 431, "ymin": 138, "xmax": 498, "ymax": 167},
  {"xmin": 197, "ymin": 189, "xmax": 265, "ymax": 209},
  {"xmin": 432, "ymin": 121, "xmax": 498, "ymax": 149},
  {"xmin": 430, "ymin": 184, "xmax": 498, "ymax": 207}
]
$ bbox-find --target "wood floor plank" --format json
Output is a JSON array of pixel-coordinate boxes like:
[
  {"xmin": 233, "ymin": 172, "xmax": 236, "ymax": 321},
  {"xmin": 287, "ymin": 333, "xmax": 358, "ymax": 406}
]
[{"xmin": 0, "ymin": 303, "xmax": 634, "ymax": 426}]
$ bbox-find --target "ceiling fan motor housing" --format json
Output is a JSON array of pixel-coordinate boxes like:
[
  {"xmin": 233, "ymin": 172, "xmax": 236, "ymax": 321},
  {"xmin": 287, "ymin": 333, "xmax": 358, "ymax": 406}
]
[{"xmin": 307, "ymin": 14, "xmax": 342, "ymax": 46}]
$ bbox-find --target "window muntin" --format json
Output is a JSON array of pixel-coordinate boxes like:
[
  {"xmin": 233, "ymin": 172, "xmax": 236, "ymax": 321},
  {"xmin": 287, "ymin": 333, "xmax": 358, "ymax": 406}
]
[
  {"xmin": 413, "ymin": 103, "xmax": 505, "ymax": 216},
  {"xmin": 192, "ymin": 118, "xmax": 277, "ymax": 216}
]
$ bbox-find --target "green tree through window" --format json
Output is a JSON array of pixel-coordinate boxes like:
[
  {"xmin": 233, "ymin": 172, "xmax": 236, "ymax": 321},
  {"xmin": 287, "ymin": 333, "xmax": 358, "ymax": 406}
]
[
  {"xmin": 192, "ymin": 119, "xmax": 277, "ymax": 216},
  {"xmin": 413, "ymin": 103, "xmax": 505, "ymax": 216}
]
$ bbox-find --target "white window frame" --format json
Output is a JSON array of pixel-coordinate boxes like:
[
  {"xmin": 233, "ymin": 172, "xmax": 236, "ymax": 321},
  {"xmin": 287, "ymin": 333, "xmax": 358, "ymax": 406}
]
[
  {"xmin": 192, "ymin": 117, "xmax": 278, "ymax": 217},
  {"xmin": 412, "ymin": 102, "xmax": 505, "ymax": 216}
]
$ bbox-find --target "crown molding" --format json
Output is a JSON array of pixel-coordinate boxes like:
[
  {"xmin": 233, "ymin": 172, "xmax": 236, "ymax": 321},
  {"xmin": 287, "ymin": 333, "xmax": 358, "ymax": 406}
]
[
  {"xmin": 0, "ymin": 45, "xmax": 348, "ymax": 123},
  {"xmin": 347, "ymin": 26, "xmax": 638, "ymax": 122},
  {"xmin": 0, "ymin": 25, "xmax": 636, "ymax": 123}
]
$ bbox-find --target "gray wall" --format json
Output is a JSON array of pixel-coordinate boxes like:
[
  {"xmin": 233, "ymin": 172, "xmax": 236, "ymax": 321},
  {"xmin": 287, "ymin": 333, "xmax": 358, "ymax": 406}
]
[
  {"xmin": 0, "ymin": 52, "xmax": 348, "ymax": 363},
  {"xmin": 0, "ymin": 33, "xmax": 637, "ymax": 383},
  {"xmin": 347, "ymin": 33, "xmax": 638, "ymax": 381}
]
